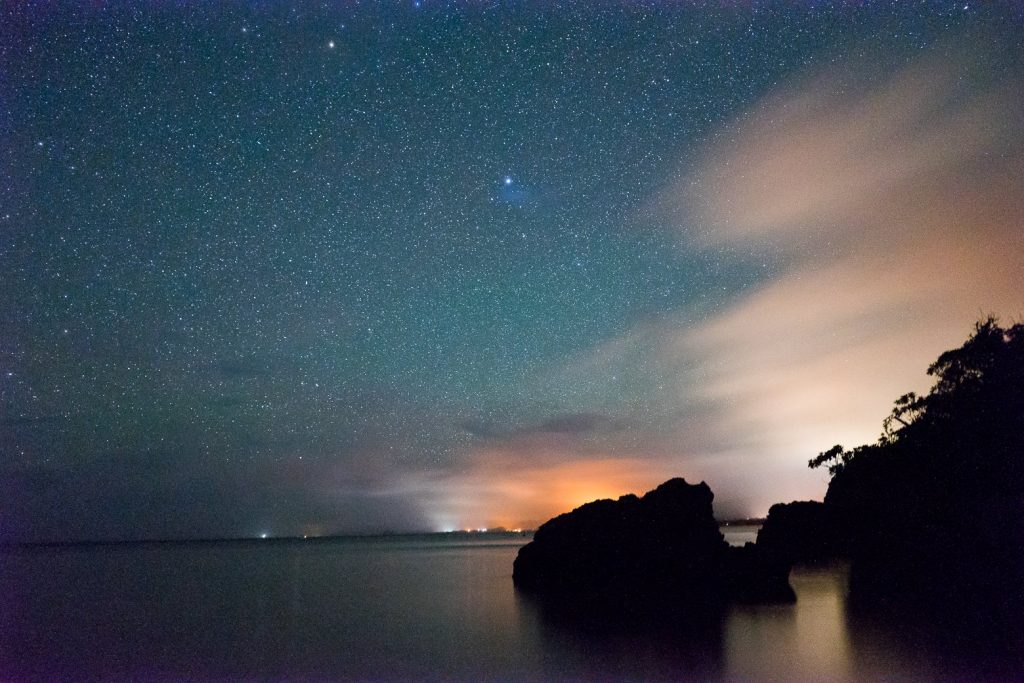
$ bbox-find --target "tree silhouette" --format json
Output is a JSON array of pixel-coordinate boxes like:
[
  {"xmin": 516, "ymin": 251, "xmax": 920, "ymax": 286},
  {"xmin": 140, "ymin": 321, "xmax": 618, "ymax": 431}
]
[
  {"xmin": 809, "ymin": 316, "xmax": 1024, "ymax": 475},
  {"xmin": 807, "ymin": 317, "xmax": 1024, "ymax": 658}
]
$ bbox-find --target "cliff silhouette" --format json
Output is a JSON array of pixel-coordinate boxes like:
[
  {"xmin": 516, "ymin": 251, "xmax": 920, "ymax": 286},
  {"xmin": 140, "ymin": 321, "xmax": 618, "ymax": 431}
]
[{"xmin": 810, "ymin": 318, "xmax": 1024, "ymax": 655}]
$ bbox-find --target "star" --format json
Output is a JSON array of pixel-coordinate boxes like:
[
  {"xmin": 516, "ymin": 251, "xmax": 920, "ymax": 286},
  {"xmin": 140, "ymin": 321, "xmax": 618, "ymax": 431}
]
[{"xmin": 5, "ymin": 0, "xmax": 1017, "ymax": 544}]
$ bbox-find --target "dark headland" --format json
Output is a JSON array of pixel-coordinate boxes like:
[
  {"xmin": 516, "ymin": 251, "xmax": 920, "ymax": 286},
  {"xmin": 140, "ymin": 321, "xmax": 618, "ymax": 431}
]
[
  {"xmin": 513, "ymin": 477, "xmax": 794, "ymax": 612},
  {"xmin": 514, "ymin": 319, "xmax": 1023, "ymax": 663}
]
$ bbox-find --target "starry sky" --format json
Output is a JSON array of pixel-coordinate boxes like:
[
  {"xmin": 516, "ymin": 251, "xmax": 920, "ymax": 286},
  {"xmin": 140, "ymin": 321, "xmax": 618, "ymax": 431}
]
[{"xmin": 2, "ymin": 1, "xmax": 1023, "ymax": 541}]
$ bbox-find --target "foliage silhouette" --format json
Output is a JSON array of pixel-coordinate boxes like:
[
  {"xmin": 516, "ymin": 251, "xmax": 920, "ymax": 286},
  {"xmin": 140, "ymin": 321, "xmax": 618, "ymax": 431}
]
[{"xmin": 809, "ymin": 317, "xmax": 1024, "ymax": 657}]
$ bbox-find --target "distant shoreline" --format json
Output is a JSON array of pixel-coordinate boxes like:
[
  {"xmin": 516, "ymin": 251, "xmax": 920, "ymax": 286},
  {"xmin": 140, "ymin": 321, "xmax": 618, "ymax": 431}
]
[
  {"xmin": 0, "ymin": 529, "xmax": 534, "ymax": 550},
  {"xmin": 718, "ymin": 519, "xmax": 765, "ymax": 527},
  {"xmin": 1, "ymin": 521, "xmax": 760, "ymax": 550}
]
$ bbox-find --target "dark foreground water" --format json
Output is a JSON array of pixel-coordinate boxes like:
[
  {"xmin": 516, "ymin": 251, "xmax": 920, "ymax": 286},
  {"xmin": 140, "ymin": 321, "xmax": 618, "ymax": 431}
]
[{"xmin": 0, "ymin": 530, "xmax": 1013, "ymax": 681}]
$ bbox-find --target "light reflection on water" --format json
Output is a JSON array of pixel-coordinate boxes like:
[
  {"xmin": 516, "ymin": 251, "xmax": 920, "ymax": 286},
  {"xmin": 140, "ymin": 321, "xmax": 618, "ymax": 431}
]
[
  {"xmin": 0, "ymin": 534, "xmax": 1005, "ymax": 681},
  {"xmin": 725, "ymin": 566, "xmax": 852, "ymax": 681},
  {"xmin": 720, "ymin": 524, "xmax": 760, "ymax": 548}
]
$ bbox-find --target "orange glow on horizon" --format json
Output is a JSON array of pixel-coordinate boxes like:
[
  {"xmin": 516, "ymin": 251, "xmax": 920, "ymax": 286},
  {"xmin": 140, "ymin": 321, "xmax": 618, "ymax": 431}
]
[
  {"xmin": 427, "ymin": 50, "xmax": 1024, "ymax": 534},
  {"xmin": 430, "ymin": 455, "xmax": 684, "ymax": 531}
]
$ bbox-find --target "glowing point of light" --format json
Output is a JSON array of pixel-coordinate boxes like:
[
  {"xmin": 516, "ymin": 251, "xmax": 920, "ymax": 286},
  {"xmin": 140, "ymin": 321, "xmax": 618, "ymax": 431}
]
[
  {"xmin": 328, "ymin": 40, "xmax": 335, "ymax": 49},
  {"xmin": 504, "ymin": 176, "xmax": 513, "ymax": 185},
  {"xmin": 260, "ymin": 532, "xmax": 268, "ymax": 539}
]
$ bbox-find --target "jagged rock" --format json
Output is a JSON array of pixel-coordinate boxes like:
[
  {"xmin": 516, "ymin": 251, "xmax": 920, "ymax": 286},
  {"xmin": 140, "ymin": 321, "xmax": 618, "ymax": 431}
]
[
  {"xmin": 513, "ymin": 478, "xmax": 729, "ymax": 613},
  {"xmin": 724, "ymin": 543, "xmax": 796, "ymax": 604},
  {"xmin": 513, "ymin": 477, "xmax": 798, "ymax": 614},
  {"xmin": 756, "ymin": 500, "xmax": 847, "ymax": 565}
]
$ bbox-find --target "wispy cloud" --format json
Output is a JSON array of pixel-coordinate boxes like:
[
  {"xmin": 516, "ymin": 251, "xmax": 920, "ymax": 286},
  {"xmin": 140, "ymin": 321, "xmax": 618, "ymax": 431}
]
[
  {"xmin": 429, "ymin": 46, "xmax": 1024, "ymax": 526},
  {"xmin": 665, "ymin": 47, "xmax": 1024, "ymax": 506},
  {"xmin": 460, "ymin": 412, "xmax": 634, "ymax": 440},
  {"xmin": 420, "ymin": 448, "xmax": 687, "ymax": 532}
]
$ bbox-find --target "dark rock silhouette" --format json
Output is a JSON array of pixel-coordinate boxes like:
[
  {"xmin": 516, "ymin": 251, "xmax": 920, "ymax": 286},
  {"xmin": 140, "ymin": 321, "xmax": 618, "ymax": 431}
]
[
  {"xmin": 723, "ymin": 542, "xmax": 796, "ymax": 604},
  {"xmin": 513, "ymin": 478, "xmax": 727, "ymax": 614},
  {"xmin": 513, "ymin": 477, "xmax": 795, "ymax": 615},
  {"xmin": 756, "ymin": 501, "xmax": 847, "ymax": 565}
]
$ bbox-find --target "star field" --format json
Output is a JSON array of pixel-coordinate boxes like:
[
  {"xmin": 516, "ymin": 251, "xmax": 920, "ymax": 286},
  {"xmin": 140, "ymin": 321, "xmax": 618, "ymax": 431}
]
[{"xmin": 2, "ymin": 1, "xmax": 1020, "ymax": 540}]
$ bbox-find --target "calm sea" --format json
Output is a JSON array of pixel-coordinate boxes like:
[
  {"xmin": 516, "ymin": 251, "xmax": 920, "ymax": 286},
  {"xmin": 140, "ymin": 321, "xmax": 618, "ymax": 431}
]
[{"xmin": 0, "ymin": 528, "xmax": 1009, "ymax": 681}]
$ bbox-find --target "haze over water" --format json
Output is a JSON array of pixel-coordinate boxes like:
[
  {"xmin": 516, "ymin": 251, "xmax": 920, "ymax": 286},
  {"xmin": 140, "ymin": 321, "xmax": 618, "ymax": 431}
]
[{"xmin": 0, "ymin": 532, "xmax": 990, "ymax": 681}]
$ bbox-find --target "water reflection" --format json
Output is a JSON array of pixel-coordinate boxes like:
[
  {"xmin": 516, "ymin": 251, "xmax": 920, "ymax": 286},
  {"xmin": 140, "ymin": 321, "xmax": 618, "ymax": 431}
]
[
  {"xmin": 515, "ymin": 589, "xmax": 724, "ymax": 681},
  {"xmin": 845, "ymin": 590, "xmax": 1022, "ymax": 682},
  {"xmin": 1, "ymin": 537, "xmax": 1018, "ymax": 680},
  {"xmin": 518, "ymin": 557, "xmax": 1003, "ymax": 682},
  {"xmin": 725, "ymin": 565, "xmax": 851, "ymax": 681},
  {"xmin": 517, "ymin": 564, "xmax": 861, "ymax": 682}
]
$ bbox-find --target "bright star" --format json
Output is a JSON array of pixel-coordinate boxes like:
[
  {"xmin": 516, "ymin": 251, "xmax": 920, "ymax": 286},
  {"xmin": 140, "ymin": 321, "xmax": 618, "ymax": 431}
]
[
  {"xmin": 504, "ymin": 176, "xmax": 513, "ymax": 185},
  {"xmin": 328, "ymin": 40, "xmax": 335, "ymax": 49}
]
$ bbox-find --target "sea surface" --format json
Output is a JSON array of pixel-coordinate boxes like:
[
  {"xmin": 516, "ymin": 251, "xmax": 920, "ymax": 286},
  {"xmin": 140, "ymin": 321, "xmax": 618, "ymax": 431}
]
[{"xmin": 0, "ymin": 528, "xmax": 1008, "ymax": 681}]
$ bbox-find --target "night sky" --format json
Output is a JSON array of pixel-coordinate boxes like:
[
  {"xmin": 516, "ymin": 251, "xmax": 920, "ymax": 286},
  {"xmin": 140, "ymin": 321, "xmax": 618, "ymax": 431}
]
[{"xmin": 3, "ymin": 2, "xmax": 1022, "ymax": 541}]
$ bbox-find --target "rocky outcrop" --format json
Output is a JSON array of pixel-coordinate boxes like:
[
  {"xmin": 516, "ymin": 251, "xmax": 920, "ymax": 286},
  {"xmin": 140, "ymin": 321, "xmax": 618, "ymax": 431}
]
[
  {"xmin": 756, "ymin": 500, "xmax": 848, "ymax": 565},
  {"xmin": 724, "ymin": 543, "xmax": 796, "ymax": 603},
  {"xmin": 513, "ymin": 478, "xmax": 796, "ymax": 615}
]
